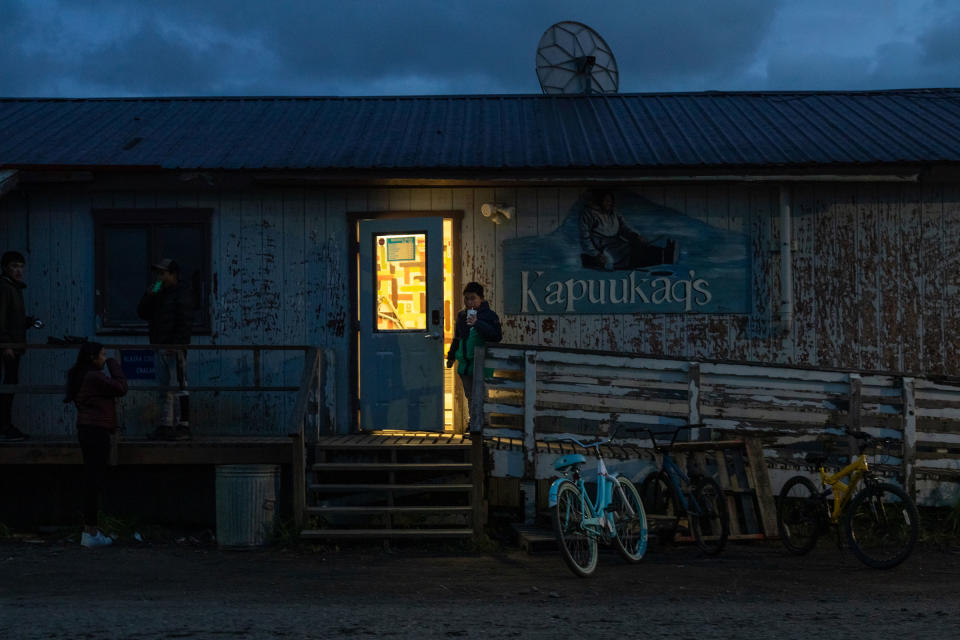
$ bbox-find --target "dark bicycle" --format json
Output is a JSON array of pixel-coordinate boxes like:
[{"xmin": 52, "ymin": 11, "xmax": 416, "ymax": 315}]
[{"xmin": 632, "ymin": 424, "xmax": 730, "ymax": 555}]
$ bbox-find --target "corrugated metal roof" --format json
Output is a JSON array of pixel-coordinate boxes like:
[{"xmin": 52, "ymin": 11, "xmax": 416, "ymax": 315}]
[{"xmin": 1, "ymin": 90, "xmax": 959, "ymax": 171}]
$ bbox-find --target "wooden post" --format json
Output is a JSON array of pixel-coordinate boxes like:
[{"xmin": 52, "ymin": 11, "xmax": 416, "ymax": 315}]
[
  {"xmin": 290, "ymin": 348, "xmax": 320, "ymax": 437},
  {"xmin": 312, "ymin": 349, "xmax": 325, "ymax": 440},
  {"xmin": 291, "ymin": 431, "xmax": 306, "ymax": 531},
  {"xmin": 902, "ymin": 377, "xmax": 917, "ymax": 500},
  {"xmin": 470, "ymin": 431, "xmax": 486, "ymax": 539},
  {"xmin": 688, "ymin": 362, "xmax": 701, "ymax": 440},
  {"xmin": 743, "ymin": 438, "xmax": 779, "ymax": 538},
  {"xmin": 469, "ymin": 346, "xmax": 486, "ymax": 433},
  {"xmin": 522, "ymin": 350, "xmax": 537, "ymax": 525},
  {"xmin": 848, "ymin": 373, "xmax": 862, "ymax": 455}
]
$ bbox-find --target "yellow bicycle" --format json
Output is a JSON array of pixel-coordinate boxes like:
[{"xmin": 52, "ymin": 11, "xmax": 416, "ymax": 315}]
[{"xmin": 777, "ymin": 429, "xmax": 919, "ymax": 569}]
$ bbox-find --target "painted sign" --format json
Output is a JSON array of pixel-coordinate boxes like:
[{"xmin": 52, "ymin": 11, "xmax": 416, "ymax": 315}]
[
  {"xmin": 120, "ymin": 349, "xmax": 156, "ymax": 380},
  {"xmin": 503, "ymin": 190, "xmax": 750, "ymax": 314}
]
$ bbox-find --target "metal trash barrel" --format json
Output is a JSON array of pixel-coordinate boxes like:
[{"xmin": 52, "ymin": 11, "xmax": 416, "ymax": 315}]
[{"xmin": 215, "ymin": 464, "xmax": 280, "ymax": 547}]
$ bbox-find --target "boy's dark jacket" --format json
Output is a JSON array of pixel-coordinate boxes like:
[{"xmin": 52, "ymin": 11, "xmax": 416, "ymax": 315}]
[
  {"xmin": 0, "ymin": 274, "xmax": 33, "ymax": 351},
  {"xmin": 446, "ymin": 301, "xmax": 502, "ymax": 374},
  {"xmin": 137, "ymin": 282, "xmax": 193, "ymax": 345}
]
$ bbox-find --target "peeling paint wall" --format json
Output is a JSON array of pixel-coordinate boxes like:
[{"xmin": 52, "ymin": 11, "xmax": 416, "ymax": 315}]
[
  {"xmin": 465, "ymin": 183, "xmax": 960, "ymax": 377},
  {"xmin": 0, "ymin": 184, "xmax": 351, "ymax": 436},
  {"xmin": 2, "ymin": 180, "xmax": 957, "ymax": 436}
]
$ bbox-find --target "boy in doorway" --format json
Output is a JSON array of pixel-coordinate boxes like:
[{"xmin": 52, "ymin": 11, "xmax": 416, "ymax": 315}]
[{"xmin": 446, "ymin": 282, "xmax": 502, "ymax": 411}]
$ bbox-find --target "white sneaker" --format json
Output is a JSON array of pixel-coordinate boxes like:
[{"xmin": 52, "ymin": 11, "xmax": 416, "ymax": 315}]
[{"xmin": 80, "ymin": 531, "xmax": 114, "ymax": 548}]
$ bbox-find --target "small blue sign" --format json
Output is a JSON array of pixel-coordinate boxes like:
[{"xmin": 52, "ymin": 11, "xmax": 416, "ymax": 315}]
[{"xmin": 120, "ymin": 349, "xmax": 156, "ymax": 380}]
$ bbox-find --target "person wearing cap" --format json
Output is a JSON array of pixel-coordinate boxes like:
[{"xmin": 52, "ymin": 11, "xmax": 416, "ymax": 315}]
[
  {"xmin": 137, "ymin": 258, "xmax": 193, "ymax": 440},
  {"xmin": 0, "ymin": 250, "xmax": 39, "ymax": 441},
  {"xmin": 446, "ymin": 282, "xmax": 502, "ymax": 415}
]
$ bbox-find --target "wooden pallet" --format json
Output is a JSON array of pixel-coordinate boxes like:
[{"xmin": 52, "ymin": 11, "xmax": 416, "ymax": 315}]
[{"xmin": 651, "ymin": 438, "xmax": 778, "ymax": 542}]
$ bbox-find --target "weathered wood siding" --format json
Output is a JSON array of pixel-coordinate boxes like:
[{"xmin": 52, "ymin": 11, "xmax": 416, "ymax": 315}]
[
  {"xmin": 468, "ymin": 183, "xmax": 960, "ymax": 376},
  {"xmin": 1, "ymin": 184, "xmax": 351, "ymax": 436},
  {"xmin": 2, "ymin": 180, "xmax": 957, "ymax": 435},
  {"xmin": 477, "ymin": 345, "xmax": 960, "ymax": 507}
]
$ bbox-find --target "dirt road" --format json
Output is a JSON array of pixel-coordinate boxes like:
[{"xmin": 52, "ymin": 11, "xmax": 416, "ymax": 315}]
[{"xmin": 1, "ymin": 538, "xmax": 959, "ymax": 639}]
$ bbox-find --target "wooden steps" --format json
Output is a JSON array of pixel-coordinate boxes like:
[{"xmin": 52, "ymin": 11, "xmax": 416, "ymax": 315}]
[
  {"xmin": 309, "ymin": 483, "xmax": 472, "ymax": 492},
  {"xmin": 312, "ymin": 463, "xmax": 472, "ymax": 471},
  {"xmin": 301, "ymin": 528, "xmax": 473, "ymax": 539},
  {"xmin": 308, "ymin": 506, "xmax": 472, "ymax": 514},
  {"xmin": 301, "ymin": 433, "xmax": 478, "ymax": 541}
]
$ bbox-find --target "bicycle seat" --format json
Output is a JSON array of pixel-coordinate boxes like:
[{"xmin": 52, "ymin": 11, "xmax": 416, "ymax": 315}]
[
  {"xmin": 805, "ymin": 453, "xmax": 829, "ymax": 465},
  {"xmin": 554, "ymin": 454, "xmax": 587, "ymax": 471}
]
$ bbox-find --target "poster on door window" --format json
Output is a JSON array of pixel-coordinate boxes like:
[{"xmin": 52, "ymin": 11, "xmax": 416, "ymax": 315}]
[
  {"xmin": 503, "ymin": 189, "xmax": 751, "ymax": 314},
  {"xmin": 386, "ymin": 236, "xmax": 416, "ymax": 262}
]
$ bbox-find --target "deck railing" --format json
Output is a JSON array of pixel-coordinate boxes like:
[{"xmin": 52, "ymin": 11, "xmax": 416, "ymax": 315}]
[
  {"xmin": 0, "ymin": 343, "xmax": 332, "ymax": 440},
  {"xmin": 470, "ymin": 344, "xmax": 960, "ymax": 507}
]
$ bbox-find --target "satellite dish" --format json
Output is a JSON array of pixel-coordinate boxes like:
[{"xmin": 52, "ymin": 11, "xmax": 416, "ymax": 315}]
[{"xmin": 535, "ymin": 21, "xmax": 618, "ymax": 95}]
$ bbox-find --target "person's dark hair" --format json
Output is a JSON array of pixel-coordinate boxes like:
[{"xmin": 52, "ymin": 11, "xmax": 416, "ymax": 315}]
[
  {"xmin": 64, "ymin": 342, "xmax": 105, "ymax": 403},
  {"xmin": 593, "ymin": 190, "xmax": 614, "ymax": 206},
  {"xmin": 463, "ymin": 282, "xmax": 484, "ymax": 298},
  {"xmin": 1, "ymin": 251, "xmax": 25, "ymax": 270}
]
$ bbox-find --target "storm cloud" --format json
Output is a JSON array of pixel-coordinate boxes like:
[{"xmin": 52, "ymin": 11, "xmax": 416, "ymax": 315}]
[{"xmin": 0, "ymin": 0, "xmax": 957, "ymax": 97}]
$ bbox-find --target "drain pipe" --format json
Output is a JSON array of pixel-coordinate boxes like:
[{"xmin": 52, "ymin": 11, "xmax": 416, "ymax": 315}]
[{"xmin": 779, "ymin": 185, "xmax": 794, "ymax": 336}]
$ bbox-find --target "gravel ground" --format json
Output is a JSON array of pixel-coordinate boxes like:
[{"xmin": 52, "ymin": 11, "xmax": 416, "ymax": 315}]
[{"xmin": 1, "ymin": 536, "xmax": 959, "ymax": 639}]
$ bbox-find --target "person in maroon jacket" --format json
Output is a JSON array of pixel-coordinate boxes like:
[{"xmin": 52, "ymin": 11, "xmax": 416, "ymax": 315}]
[{"xmin": 64, "ymin": 341, "xmax": 128, "ymax": 548}]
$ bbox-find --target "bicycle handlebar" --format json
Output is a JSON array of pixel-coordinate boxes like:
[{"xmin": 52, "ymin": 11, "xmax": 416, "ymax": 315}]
[
  {"xmin": 624, "ymin": 423, "xmax": 707, "ymax": 451},
  {"xmin": 541, "ymin": 434, "xmax": 609, "ymax": 449},
  {"xmin": 844, "ymin": 428, "xmax": 896, "ymax": 456},
  {"xmin": 541, "ymin": 424, "xmax": 627, "ymax": 450}
]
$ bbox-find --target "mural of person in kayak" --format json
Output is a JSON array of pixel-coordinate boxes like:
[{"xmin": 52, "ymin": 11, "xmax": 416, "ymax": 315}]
[{"xmin": 579, "ymin": 190, "xmax": 679, "ymax": 270}]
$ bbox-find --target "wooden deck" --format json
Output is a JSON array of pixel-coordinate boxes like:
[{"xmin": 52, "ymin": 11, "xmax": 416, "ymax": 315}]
[
  {"xmin": 316, "ymin": 431, "xmax": 472, "ymax": 448},
  {"xmin": 0, "ymin": 435, "xmax": 294, "ymax": 465},
  {"xmin": 0, "ymin": 431, "xmax": 470, "ymax": 466}
]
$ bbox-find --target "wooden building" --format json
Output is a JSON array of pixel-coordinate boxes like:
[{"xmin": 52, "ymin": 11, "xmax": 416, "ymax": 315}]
[{"xmin": 2, "ymin": 89, "xmax": 960, "ymax": 534}]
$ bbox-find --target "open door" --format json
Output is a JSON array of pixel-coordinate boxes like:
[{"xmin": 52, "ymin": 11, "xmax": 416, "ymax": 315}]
[{"xmin": 357, "ymin": 217, "xmax": 445, "ymax": 431}]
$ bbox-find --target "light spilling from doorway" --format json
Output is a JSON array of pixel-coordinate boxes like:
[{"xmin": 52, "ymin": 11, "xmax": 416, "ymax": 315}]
[{"xmin": 442, "ymin": 218, "xmax": 454, "ymax": 431}]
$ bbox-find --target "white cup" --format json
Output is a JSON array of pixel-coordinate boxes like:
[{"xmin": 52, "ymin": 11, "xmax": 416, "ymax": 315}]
[{"xmin": 467, "ymin": 309, "xmax": 477, "ymax": 320}]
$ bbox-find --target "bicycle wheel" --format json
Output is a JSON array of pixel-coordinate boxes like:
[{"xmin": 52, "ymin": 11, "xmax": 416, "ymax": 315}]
[
  {"xmin": 690, "ymin": 477, "xmax": 729, "ymax": 555},
  {"xmin": 843, "ymin": 482, "xmax": 918, "ymax": 569},
  {"xmin": 552, "ymin": 481, "xmax": 598, "ymax": 577},
  {"xmin": 777, "ymin": 475, "xmax": 825, "ymax": 555},
  {"xmin": 640, "ymin": 470, "xmax": 680, "ymax": 544},
  {"xmin": 611, "ymin": 477, "xmax": 648, "ymax": 563}
]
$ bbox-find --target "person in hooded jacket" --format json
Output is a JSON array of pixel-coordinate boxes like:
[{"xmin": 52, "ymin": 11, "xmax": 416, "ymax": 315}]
[
  {"xmin": 0, "ymin": 250, "xmax": 39, "ymax": 441},
  {"xmin": 446, "ymin": 282, "xmax": 502, "ymax": 414},
  {"xmin": 64, "ymin": 341, "xmax": 128, "ymax": 548}
]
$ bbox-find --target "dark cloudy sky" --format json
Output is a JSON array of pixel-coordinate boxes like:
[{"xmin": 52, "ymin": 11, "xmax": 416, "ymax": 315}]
[{"xmin": 2, "ymin": 0, "xmax": 958, "ymax": 97}]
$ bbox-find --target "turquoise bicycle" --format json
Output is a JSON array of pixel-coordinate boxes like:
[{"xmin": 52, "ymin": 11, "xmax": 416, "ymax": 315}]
[{"xmin": 545, "ymin": 430, "xmax": 648, "ymax": 577}]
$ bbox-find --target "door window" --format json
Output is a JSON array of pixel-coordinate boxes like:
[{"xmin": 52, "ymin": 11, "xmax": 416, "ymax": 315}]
[{"xmin": 374, "ymin": 233, "xmax": 427, "ymax": 331}]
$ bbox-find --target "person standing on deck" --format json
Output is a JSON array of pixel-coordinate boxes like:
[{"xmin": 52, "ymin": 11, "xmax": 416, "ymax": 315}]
[
  {"xmin": 64, "ymin": 342, "xmax": 127, "ymax": 548},
  {"xmin": 137, "ymin": 258, "xmax": 193, "ymax": 441},
  {"xmin": 0, "ymin": 250, "xmax": 40, "ymax": 441}
]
